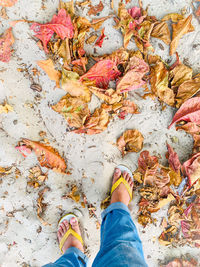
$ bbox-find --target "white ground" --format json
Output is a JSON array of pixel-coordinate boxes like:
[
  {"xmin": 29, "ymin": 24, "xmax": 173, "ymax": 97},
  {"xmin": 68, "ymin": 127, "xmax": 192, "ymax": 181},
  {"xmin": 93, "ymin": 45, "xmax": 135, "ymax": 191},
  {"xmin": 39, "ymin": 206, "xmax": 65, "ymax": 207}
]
[{"xmin": 0, "ymin": 0, "xmax": 200, "ymax": 266}]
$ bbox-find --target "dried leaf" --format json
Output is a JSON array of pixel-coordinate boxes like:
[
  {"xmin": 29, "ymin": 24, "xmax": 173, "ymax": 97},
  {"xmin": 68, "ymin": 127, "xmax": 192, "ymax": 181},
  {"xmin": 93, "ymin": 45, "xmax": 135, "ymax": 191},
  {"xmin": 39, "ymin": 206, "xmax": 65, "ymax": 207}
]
[
  {"xmin": 151, "ymin": 21, "xmax": 171, "ymax": 45},
  {"xmin": 0, "ymin": 0, "xmax": 18, "ymax": 7},
  {"xmin": 116, "ymin": 56, "xmax": 149, "ymax": 93},
  {"xmin": 0, "ymin": 102, "xmax": 13, "ymax": 113},
  {"xmin": 95, "ymin": 28, "xmax": 105, "ymax": 47},
  {"xmin": 0, "ymin": 167, "xmax": 12, "ymax": 177},
  {"xmin": 117, "ymin": 129, "xmax": 144, "ymax": 156},
  {"xmin": 89, "ymin": 86, "xmax": 121, "ymax": 105},
  {"xmin": 183, "ymin": 153, "xmax": 200, "ymax": 186},
  {"xmin": 162, "ymin": 13, "xmax": 184, "ymax": 23},
  {"xmin": 37, "ymin": 187, "xmax": 51, "ymax": 226},
  {"xmin": 21, "ymin": 139, "xmax": 67, "ymax": 173},
  {"xmin": 28, "ymin": 165, "xmax": 48, "ymax": 188},
  {"xmin": 88, "ymin": 1, "xmax": 104, "ymax": 16},
  {"xmin": 0, "ymin": 7, "xmax": 8, "ymax": 19},
  {"xmin": 52, "ymin": 94, "xmax": 90, "ymax": 128},
  {"xmin": 63, "ymin": 185, "xmax": 80, "ymax": 203},
  {"xmin": 61, "ymin": 69, "xmax": 91, "ymax": 102},
  {"xmin": 170, "ymin": 15, "xmax": 194, "ymax": 55},
  {"xmin": 150, "ymin": 61, "xmax": 175, "ymax": 106},
  {"xmin": 80, "ymin": 59, "xmax": 121, "ymax": 89},
  {"xmin": 167, "ymin": 144, "xmax": 181, "ymax": 173},
  {"xmin": 0, "ymin": 28, "xmax": 15, "ymax": 62},
  {"xmin": 31, "ymin": 9, "xmax": 74, "ymax": 53},
  {"xmin": 161, "ymin": 258, "xmax": 198, "ymax": 267},
  {"xmin": 86, "ymin": 34, "xmax": 98, "ymax": 44},
  {"xmin": 170, "ymin": 63, "xmax": 193, "ymax": 90},
  {"xmin": 37, "ymin": 59, "xmax": 61, "ymax": 88},
  {"xmin": 169, "ymin": 97, "xmax": 200, "ymax": 128},
  {"xmin": 176, "ymin": 74, "xmax": 200, "ymax": 107}
]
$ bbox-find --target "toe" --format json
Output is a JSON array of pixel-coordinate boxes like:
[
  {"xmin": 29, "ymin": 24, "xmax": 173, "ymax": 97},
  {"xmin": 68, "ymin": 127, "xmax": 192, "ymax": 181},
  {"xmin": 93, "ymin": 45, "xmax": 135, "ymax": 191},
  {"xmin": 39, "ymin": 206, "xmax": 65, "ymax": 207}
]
[
  {"xmin": 70, "ymin": 217, "xmax": 80, "ymax": 232},
  {"xmin": 61, "ymin": 222, "xmax": 67, "ymax": 232},
  {"xmin": 123, "ymin": 171, "xmax": 129, "ymax": 181},
  {"xmin": 63, "ymin": 220, "xmax": 69, "ymax": 231},
  {"xmin": 113, "ymin": 168, "xmax": 121, "ymax": 182},
  {"xmin": 57, "ymin": 229, "xmax": 62, "ymax": 239},
  {"xmin": 59, "ymin": 223, "xmax": 65, "ymax": 234}
]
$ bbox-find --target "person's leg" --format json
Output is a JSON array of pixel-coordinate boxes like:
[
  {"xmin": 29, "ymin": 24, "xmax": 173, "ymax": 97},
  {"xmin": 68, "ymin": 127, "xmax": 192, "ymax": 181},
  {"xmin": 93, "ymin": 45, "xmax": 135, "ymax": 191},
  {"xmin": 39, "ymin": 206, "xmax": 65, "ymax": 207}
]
[
  {"xmin": 43, "ymin": 217, "xmax": 89, "ymax": 267},
  {"xmin": 92, "ymin": 168, "xmax": 148, "ymax": 267}
]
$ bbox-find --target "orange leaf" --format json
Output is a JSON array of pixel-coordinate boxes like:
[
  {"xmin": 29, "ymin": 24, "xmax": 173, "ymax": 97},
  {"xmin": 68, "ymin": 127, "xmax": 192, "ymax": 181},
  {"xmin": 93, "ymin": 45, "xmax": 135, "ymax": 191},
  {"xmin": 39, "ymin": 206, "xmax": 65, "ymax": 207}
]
[
  {"xmin": 37, "ymin": 59, "xmax": 61, "ymax": 88},
  {"xmin": 0, "ymin": 27, "xmax": 14, "ymax": 62},
  {"xmin": 0, "ymin": 0, "xmax": 18, "ymax": 7},
  {"xmin": 22, "ymin": 139, "xmax": 67, "ymax": 174}
]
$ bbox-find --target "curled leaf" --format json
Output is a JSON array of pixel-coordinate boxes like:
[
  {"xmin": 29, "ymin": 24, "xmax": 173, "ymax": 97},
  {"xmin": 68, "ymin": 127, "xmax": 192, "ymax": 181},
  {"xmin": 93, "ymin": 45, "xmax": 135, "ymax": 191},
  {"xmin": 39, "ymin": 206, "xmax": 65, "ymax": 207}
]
[
  {"xmin": 95, "ymin": 28, "xmax": 105, "ymax": 47},
  {"xmin": 167, "ymin": 144, "xmax": 181, "ymax": 173},
  {"xmin": 21, "ymin": 139, "xmax": 67, "ymax": 173},
  {"xmin": 183, "ymin": 152, "xmax": 200, "ymax": 186},
  {"xmin": 117, "ymin": 129, "xmax": 144, "ymax": 156},
  {"xmin": 37, "ymin": 187, "xmax": 51, "ymax": 226},
  {"xmin": 89, "ymin": 86, "xmax": 122, "ymax": 105},
  {"xmin": 162, "ymin": 13, "xmax": 184, "ymax": 23},
  {"xmin": 169, "ymin": 97, "xmax": 200, "ymax": 128},
  {"xmin": 88, "ymin": 1, "xmax": 104, "ymax": 16},
  {"xmin": 151, "ymin": 21, "xmax": 171, "ymax": 45},
  {"xmin": 52, "ymin": 94, "xmax": 90, "ymax": 128},
  {"xmin": 0, "ymin": 27, "xmax": 15, "ymax": 62},
  {"xmin": 170, "ymin": 15, "xmax": 194, "ymax": 55}
]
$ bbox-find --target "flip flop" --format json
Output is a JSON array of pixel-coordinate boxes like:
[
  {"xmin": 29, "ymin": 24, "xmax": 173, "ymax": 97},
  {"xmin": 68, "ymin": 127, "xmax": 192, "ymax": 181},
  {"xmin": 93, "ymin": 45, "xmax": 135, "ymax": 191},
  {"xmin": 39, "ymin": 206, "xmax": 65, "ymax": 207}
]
[
  {"xmin": 58, "ymin": 213, "xmax": 83, "ymax": 254},
  {"xmin": 111, "ymin": 165, "xmax": 134, "ymax": 203}
]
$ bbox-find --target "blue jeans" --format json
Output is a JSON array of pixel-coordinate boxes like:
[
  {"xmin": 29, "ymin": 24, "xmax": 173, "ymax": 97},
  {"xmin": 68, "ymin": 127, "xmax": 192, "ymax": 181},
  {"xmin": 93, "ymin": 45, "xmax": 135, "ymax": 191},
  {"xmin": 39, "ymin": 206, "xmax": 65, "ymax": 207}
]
[{"xmin": 43, "ymin": 202, "xmax": 147, "ymax": 267}]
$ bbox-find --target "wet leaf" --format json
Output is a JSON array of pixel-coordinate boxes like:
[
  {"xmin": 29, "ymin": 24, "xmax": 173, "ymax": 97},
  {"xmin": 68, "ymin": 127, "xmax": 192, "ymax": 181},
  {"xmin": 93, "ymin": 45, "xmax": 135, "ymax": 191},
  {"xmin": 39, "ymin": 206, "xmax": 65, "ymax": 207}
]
[
  {"xmin": 150, "ymin": 61, "xmax": 175, "ymax": 106},
  {"xmin": 169, "ymin": 97, "xmax": 200, "ymax": 128},
  {"xmin": 0, "ymin": 27, "xmax": 15, "ymax": 62},
  {"xmin": 0, "ymin": 102, "xmax": 13, "ymax": 113},
  {"xmin": 31, "ymin": 9, "xmax": 74, "ymax": 53},
  {"xmin": 88, "ymin": 1, "xmax": 104, "ymax": 16},
  {"xmin": 37, "ymin": 59, "xmax": 61, "ymax": 88},
  {"xmin": 151, "ymin": 21, "xmax": 171, "ymax": 45},
  {"xmin": 21, "ymin": 139, "xmax": 67, "ymax": 173},
  {"xmin": 80, "ymin": 59, "xmax": 121, "ymax": 89},
  {"xmin": 0, "ymin": 0, "xmax": 18, "ymax": 7},
  {"xmin": 52, "ymin": 94, "xmax": 90, "ymax": 128},
  {"xmin": 117, "ymin": 129, "xmax": 144, "ymax": 156},
  {"xmin": 61, "ymin": 69, "xmax": 91, "ymax": 102},
  {"xmin": 170, "ymin": 15, "xmax": 194, "ymax": 55},
  {"xmin": 116, "ymin": 56, "xmax": 149, "ymax": 93}
]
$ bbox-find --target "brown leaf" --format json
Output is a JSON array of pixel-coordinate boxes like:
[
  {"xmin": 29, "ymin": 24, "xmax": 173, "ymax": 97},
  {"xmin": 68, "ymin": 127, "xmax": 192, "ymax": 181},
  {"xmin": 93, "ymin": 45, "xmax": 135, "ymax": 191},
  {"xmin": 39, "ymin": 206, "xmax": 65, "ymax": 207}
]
[
  {"xmin": 22, "ymin": 139, "xmax": 67, "ymax": 174},
  {"xmin": 89, "ymin": 86, "xmax": 122, "ymax": 105},
  {"xmin": 0, "ymin": 166, "xmax": 12, "ymax": 177},
  {"xmin": 63, "ymin": 185, "xmax": 80, "ymax": 203},
  {"xmin": 0, "ymin": 7, "xmax": 8, "ymax": 19},
  {"xmin": 28, "ymin": 165, "xmax": 48, "ymax": 188},
  {"xmin": 151, "ymin": 21, "xmax": 171, "ymax": 45},
  {"xmin": 37, "ymin": 59, "xmax": 61, "ymax": 88},
  {"xmin": 150, "ymin": 61, "xmax": 175, "ymax": 106},
  {"xmin": 117, "ymin": 129, "xmax": 144, "ymax": 156},
  {"xmin": 162, "ymin": 13, "xmax": 184, "ymax": 23},
  {"xmin": 183, "ymin": 152, "xmax": 200, "ymax": 186},
  {"xmin": 86, "ymin": 34, "xmax": 98, "ymax": 44},
  {"xmin": 37, "ymin": 187, "xmax": 51, "ymax": 226},
  {"xmin": 88, "ymin": 1, "xmax": 104, "ymax": 16},
  {"xmin": 61, "ymin": 69, "xmax": 91, "ymax": 102},
  {"xmin": 176, "ymin": 74, "xmax": 200, "ymax": 107},
  {"xmin": 52, "ymin": 94, "xmax": 90, "ymax": 128},
  {"xmin": 0, "ymin": 27, "xmax": 15, "ymax": 62},
  {"xmin": 0, "ymin": 0, "xmax": 18, "ymax": 7},
  {"xmin": 170, "ymin": 15, "xmax": 194, "ymax": 55},
  {"xmin": 167, "ymin": 144, "xmax": 182, "ymax": 173},
  {"xmin": 169, "ymin": 63, "xmax": 193, "ymax": 90}
]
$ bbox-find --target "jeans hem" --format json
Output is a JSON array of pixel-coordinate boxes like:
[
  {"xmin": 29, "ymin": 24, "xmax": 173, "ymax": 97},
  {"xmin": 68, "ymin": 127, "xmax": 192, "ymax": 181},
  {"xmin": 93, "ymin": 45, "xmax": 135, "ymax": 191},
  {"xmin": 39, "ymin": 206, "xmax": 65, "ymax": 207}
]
[
  {"xmin": 64, "ymin": 247, "xmax": 89, "ymax": 264},
  {"xmin": 101, "ymin": 202, "xmax": 130, "ymax": 220}
]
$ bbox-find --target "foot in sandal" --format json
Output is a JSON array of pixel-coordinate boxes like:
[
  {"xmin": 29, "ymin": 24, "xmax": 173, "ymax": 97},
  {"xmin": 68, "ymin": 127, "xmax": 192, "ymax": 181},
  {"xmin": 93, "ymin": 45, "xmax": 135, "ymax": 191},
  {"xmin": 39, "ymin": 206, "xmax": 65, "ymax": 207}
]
[
  {"xmin": 111, "ymin": 168, "xmax": 134, "ymax": 206},
  {"xmin": 58, "ymin": 217, "xmax": 84, "ymax": 254}
]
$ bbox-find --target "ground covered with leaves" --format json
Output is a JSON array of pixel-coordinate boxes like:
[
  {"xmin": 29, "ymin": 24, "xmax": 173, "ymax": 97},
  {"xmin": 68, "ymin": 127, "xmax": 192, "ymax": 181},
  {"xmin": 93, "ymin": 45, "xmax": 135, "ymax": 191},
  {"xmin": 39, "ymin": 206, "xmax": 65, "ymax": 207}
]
[{"xmin": 0, "ymin": 0, "xmax": 200, "ymax": 266}]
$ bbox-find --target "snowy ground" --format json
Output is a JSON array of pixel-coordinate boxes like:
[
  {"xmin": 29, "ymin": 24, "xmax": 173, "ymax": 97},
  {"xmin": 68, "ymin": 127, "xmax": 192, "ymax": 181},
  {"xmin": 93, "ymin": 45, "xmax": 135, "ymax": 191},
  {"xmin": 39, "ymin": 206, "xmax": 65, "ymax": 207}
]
[{"xmin": 0, "ymin": 0, "xmax": 200, "ymax": 266}]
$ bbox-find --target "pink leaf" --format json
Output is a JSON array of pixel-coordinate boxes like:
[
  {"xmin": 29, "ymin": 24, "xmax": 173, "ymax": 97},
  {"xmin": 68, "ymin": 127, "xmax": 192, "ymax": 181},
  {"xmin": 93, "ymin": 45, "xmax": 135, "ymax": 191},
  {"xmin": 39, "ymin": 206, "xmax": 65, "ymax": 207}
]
[
  {"xmin": 16, "ymin": 145, "xmax": 32, "ymax": 158},
  {"xmin": 183, "ymin": 152, "xmax": 200, "ymax": 186},
  {"xmin": 168, "ymin": 97, "xmax": 200, "ymax": 128},
  {"xmin": 95, "ymin": 28, "xmax": 105, "ymax": 47},
  {"xmin": 167, "ymin": 144, "xmax": 182, "ymax": 173}
]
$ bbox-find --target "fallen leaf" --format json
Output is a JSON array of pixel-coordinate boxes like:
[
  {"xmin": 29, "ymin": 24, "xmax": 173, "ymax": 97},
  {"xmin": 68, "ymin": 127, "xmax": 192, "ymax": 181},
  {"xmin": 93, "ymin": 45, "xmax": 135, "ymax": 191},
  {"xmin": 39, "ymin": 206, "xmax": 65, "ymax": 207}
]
[
  {"xmin": 63, "ymin": 185, "xmax": 80, "ymax": 203},
  {"xmin": 161, "ymin": 258, "xmax": 198, "ymax": 267},
  {"xmin": 150, "ymin": 61, "xmax": 175, "ymax": 106},
  {"xmin": 20, "ymin": 139, "xmax": 67, "ymax": 173},
  {"xmin": 86, "ymin": 34, "xmax": 98, "ymax": 44},
  {"xmin": 167, "ymin": 144, "xmax": 181, "ymax": 173},
  {"xmin": 170, "ymin": 15, "xmax": 194, "ymax": 55},
  {"xmin": 117, "ymin": 129, "xmax": 144, "ymax": 156},
  {"xmin": 151, "ymin": 21, "xmax": 171, "ymax": 45},
  {"xmin": 170, "ymin": 63, "xmax": 193, "ymax": 90},
  {"xmin": 89, "ymin": 86, "xmax": 122, "ymax": 105},
  {"xmin": 183, "ymin": 152, "xmax": 200, "ymax": 186},
  {"xmin": 37, "ymin": 187, "xmax": 51, "ymax": 226},
  {"xmin": 0, "ymin": 7, "xmax": 8, "ymax": 19},
  {"xmin": 61, "ymin": 69, "xmax": 91, "ymax": 102},
  {"xmin": 168, "ymin": 97, "xmax": 200, "ymax": 128},
  {"xmin": 91, "ymin": 16, "xmax": 113, "ymax": 30},
  {"xmin": 52, "ymin": 94, "xmax": 90, "ymax": 128},
  {"xmin": 162, "ymin": 13, "xmax": 184, "ymax": 23},
  {"xmin": 0, "ymin": 0, "xmax": 18, "ymax": 7},
  {"xmin": 0, "ymin": 102, "xmax": 13, "ymax": 113},
  {"xmin": 31, "ymin": 9, "xmax": 74, "ymax": 53},
  {"xmin": 116, "ymin": 56, "xmax": 149, "ymax": 93},
  {"xmin": 28, "ymin": 165, "xmax": 48, "ymax": 188},
  {"xmin": 88, "ymin": 1, "xmax": 104, "ymax": 16},
  {"xmin": 176, "ymin": 73, "xmax": 200, "ymax": 107},
  {"xmin": 0, "ymin": 167, "xmax": 12, "ymax": 177},
  {"xmin": 80, "ymin": 59, "xmax": 121, "ymax": 89},
  {"xmin": 0, "ymin": 27, "xmax": 15, "ymax": 62},
  {"xmin": 37, "ymin": 59, "xmax": 61, "ymax": 88},
  {"xmin": 95, "ymin": 28, "xmax": 105, "ymax": 47}
]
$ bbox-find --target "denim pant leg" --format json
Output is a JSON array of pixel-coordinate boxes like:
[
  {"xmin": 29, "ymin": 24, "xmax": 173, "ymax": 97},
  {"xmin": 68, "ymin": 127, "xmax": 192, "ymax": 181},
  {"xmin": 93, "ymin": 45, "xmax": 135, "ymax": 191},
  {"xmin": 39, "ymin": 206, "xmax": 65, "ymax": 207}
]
[
  {"xmin": 92, "ymin": 202, "xmax": 148, "ymax": 267},
  {"xmin": 43, "ymin": 247, "xmax": 89, "ymax": 267}
]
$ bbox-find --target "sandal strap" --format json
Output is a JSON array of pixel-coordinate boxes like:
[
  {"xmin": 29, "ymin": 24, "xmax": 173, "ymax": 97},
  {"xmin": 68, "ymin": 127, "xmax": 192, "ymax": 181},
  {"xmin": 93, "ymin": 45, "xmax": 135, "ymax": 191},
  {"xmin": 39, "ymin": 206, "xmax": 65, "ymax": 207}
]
[
  {"xmin": 111, "ymin": 176, "xmax": 133, "ymax": 200},
  {"xmin": 59, "ymin": 226, "xmax": 83, "ymax": 254}
]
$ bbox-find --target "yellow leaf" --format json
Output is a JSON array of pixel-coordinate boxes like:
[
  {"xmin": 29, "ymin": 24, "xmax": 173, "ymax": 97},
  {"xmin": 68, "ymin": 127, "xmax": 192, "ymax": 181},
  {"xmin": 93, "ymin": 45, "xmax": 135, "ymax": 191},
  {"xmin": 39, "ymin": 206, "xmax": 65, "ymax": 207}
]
[{"xmin": 0, "ymin": 102, "xmax": 13, "ymax": 114}]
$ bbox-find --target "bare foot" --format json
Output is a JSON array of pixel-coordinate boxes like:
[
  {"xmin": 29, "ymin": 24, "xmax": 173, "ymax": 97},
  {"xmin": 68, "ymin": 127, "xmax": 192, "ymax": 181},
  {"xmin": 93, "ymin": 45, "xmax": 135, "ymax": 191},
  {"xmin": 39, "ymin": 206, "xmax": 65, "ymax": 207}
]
[
  {"xmin": 110, "ymin": 168, "xmax": 133, "ymax": 206},
  {"xmin": 57, "ymin": 217, "xmax": 84, "ymax": 253}
]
